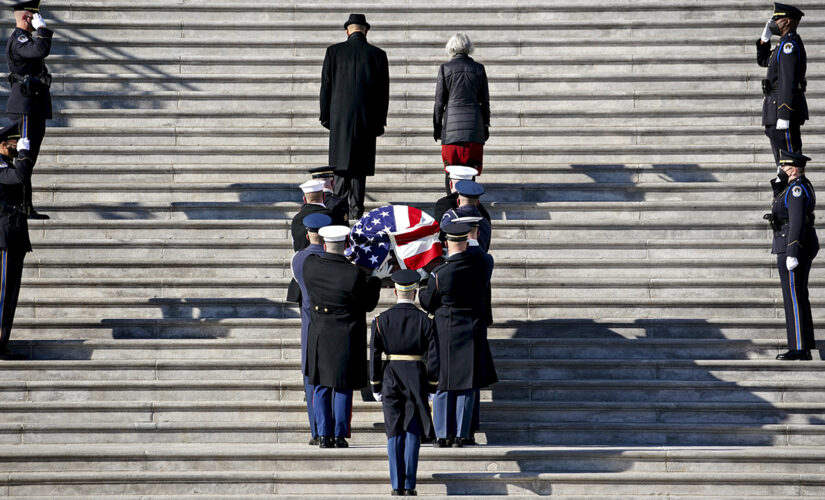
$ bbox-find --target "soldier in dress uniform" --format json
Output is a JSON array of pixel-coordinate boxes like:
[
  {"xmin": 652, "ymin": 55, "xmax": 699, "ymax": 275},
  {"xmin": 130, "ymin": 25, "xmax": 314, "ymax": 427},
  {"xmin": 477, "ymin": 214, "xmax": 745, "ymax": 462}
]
[
  {"xmin": 757, "ymin": 3, "xmax": 807, "ymax": 168},
  {"xmin": 420, "ymin": 223, "xmax": 496, "ymax": 447},
  {"xmin": 766, "ymin": 150, "xmax": 818, "ymax": 360},
  {"xmin": 287, "ymin": 180, "xmax": 336, "ymax": 304},
  {"xmin": 291, "ymin": 213, "xmax": 333, "ymax": 445},
  {"xmin": 370, "ymin": 269, "xmax": 439, "ymax": 496},
  {"xmin": 441, "ymin": 180, "xmax": 491, "ymax": 253},
  {"xmin": 433, "ymin": 165, "xmax": 491, "ymax": 227},
  {"xmin": 308, "ymin": 166, "xmax": 350, "ymax": 225},
  {"xmin": 6, "ymin": 0, "xmax": 52, "ymax": 219},
  {"xmin": 0, "ymin": 124, "xmax": 33, "ymax": 360},
  {"xmin": 303, "ymin": 225, "xmax": 382, "ymax": 447}
]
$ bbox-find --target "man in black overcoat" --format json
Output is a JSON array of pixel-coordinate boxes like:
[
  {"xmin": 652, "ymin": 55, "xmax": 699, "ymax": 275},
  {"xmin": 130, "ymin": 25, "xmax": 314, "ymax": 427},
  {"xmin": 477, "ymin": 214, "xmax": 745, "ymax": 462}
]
[
  {"xmin": 304, "ymin": 225, "xmax": 382, "ymax": 448},
  {"xmin": 370, "ymin": 269, "xmax": 438, "ymax": 496},
  {"xmin": 420, "ymin": 223, "xmax": 496, "ymax": 447},
  {"xmin": 320, "ymin": 13, "xmax": 389, "ymax": 221}
]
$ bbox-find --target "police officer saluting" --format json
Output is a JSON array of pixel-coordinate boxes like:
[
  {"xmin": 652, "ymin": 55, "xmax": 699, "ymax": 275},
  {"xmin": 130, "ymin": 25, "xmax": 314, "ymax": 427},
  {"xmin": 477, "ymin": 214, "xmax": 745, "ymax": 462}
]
[
  {"xmin": 303, "ymin": 225, "xmax": 382, "ymax": 447},
  {"xmin": 370, "ymin": 269, "xmax": 439, "ymax": 496},
  {"xmin": 6, "ymin": 0, "xmax": 53, "ymax": 219},
  {"xmin": 420, "ymin": 223, "xmax": 496, "ymax": 447},
  {"xmin": 0, "ymin": 124, "xmax": 34, "ymax": 359},
  {"xmin": 757, "ymin": 3, "xmax": 807, "ymax": 169},
  {"xmin": 767, "ymin": 150, "xmax": 818, "ymax": 360}
]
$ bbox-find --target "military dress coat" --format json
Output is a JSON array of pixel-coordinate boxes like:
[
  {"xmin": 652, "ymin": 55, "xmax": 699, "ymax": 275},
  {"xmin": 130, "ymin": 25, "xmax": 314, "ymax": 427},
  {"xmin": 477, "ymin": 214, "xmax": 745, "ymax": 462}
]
[
  {"xmin": 441, "ymin": 204, "xmax": 492, "ymax": 254},
  {"xmin": 319, "ymin": 32, "xmax": 389, "ymax": 177},
  {"xmin": 0, "ymin": 152, "xmax": 32, "ymax": 251},
  {"xmin": 303, "ymin": 252, "xmax": 382, "ymax": 389},
  {"xmin": 287, "ymin": 203, "xmax": 339, "ymax": 304},
  {"xmin": 420, "ymin": 250, "xmax": 496, "ymax": 391},
  {"xmin": 757, "ymin": 32, "xmax": 808, "ymax": 126},
  {"xmin": 771, "ymin": 175, "xmax": 818, "ymax": 259},
  {"xmin": 370, "ymin": 302, "xmax": 439, "ymax": 438},
  {"xmin": 6, "ymin": 26, "xmax": 53, "ymax": 118}
]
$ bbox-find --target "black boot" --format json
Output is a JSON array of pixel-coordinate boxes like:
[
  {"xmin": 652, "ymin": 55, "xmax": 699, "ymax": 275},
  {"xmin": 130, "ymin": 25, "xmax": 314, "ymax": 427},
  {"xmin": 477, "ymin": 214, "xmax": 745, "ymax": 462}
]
[{"xmin": 776, "ymin": 349, "xmax": 812, "ymax": 360}]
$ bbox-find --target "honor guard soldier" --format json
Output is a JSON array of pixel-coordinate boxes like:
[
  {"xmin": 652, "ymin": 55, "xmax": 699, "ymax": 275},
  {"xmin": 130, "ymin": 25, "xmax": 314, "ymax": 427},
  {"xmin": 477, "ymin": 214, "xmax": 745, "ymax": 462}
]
[
  {"xmin": 290, "ymin": 213, "xmax": 333, "ymax": 445},
  {"xmin": 0, "ymin": 124, "xmax": 33, "ymax": 359},
  {"xmin": 766, "ymin": 150, "xmax": 818, "ymax": 360},
  {"xmin": 303, "ymin": 225, "xmax": 382, "ymax": 447},
  {"xmin": 6, "ymin": 0, "xmax": 52, "ymax": 219},
  {"xmin": 370, "ymin": 269, "xmax": 439, "ymax": 496},
  {"xmin": 308, "ymin": 166, "xmax": 350, "ymax": 225},
  {"xmin": 441, "ymin": 180, "xmax": 491, "ymax": 253},
  {"xmin": 287, "ymin": 180, "xmax": 336, "ymax": 304},
  {"xmin": 433, "ymin": 165, "xmax": 491, "ymax": 228},
  {"xmin": 420, "ymin": 223, "xmax": 496, "ymax": 447},
  {"xmin": 757, "ymin": 3, "xmax": 807, "ymax": 168}
]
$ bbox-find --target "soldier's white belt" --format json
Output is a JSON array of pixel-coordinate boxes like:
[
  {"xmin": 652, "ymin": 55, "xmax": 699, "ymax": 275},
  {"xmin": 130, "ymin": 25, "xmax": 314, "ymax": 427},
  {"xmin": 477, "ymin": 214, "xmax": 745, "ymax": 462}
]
[{"xmin": 386, "ymin": 354, "xmax": 424, "ymax": 361}]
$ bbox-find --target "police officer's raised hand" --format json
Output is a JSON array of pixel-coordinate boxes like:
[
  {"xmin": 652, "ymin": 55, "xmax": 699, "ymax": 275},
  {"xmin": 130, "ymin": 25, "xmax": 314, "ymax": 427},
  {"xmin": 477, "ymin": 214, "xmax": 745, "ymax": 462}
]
[
  {"xmin": 17, "ymin": 138, "xmax": 30, "ymax": 152},
  {"xmin": 786, "ymin": 256, "xmax": 799, "ymax": 271},
  {"xmin": 760, "ymin": 20, "xmax": 773, "ymax": 43},
  {"xmin": 373, "ymin": 392, "xmax": 383, "ymax": 402},
  {"xmin": 776, "ymin": 119, "xmax": 790, "ymax": 130},
  {"xmin": 32, "ymin": 13, "xmax": 47, "ymax": 30}
]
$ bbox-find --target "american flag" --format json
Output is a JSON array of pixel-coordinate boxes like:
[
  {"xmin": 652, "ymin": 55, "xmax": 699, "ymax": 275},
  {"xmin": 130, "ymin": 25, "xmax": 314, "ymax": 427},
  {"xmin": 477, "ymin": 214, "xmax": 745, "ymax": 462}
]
[{"xmin": 345, "ymin": 205, "xmax": 442, "ymax": 271}]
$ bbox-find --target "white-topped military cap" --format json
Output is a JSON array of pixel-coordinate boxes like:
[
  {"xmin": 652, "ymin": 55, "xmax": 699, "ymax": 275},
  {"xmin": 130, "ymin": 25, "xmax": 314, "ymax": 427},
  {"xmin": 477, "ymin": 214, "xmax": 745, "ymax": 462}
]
[
  {"xmin": 452, "ymin": 216, "xmax": 483, "ymax": 227},
  {"xmin": 445, "ymin": 165, "xmax": 479, "ymax": 180},
  {"xmin": 299, "ymin": 180, "xmax": 325, "ymax": 193},
  {"xmin": 318, "ymin": 225, "xmax": 350, "ymax": 242}
]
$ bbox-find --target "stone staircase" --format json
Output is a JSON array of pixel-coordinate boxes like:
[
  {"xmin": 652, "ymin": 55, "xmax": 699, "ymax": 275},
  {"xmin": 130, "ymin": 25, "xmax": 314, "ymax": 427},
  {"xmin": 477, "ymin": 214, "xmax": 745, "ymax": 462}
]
[{"xmin": 0, "ymin": 0, "xmax": 824, "ymax": 497}]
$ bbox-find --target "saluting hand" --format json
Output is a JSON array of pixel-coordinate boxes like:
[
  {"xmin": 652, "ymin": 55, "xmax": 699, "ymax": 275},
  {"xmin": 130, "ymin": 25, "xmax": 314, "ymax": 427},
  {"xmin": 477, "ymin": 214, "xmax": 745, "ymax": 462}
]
[
  {"xmin": 32, "ymin": 13, "xmax": 47, "ymax": 30},
  {"xmin": 17, "ymin": 137, "xmax": 30, "ymax": 152},
  {"xmin": 760, "ymin": 19, "xmax": 772, "ymax": 44},
  {"xmin": 786, "ymin": 257, "xmax": 799, "ymax": 271}
]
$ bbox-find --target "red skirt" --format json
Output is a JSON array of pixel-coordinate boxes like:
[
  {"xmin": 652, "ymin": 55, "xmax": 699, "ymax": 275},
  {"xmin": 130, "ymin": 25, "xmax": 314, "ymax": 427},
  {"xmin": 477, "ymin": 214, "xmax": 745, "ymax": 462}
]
[{"xmin": 442, "ymin": 142, "xmax": 484, "ymax": 174}]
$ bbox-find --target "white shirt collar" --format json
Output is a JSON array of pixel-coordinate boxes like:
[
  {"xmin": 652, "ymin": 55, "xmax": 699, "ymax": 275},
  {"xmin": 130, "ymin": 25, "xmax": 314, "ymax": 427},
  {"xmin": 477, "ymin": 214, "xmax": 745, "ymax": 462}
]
[{"xmin": 397, "ymin": 299, "xmax": 415, "ymax": 305}]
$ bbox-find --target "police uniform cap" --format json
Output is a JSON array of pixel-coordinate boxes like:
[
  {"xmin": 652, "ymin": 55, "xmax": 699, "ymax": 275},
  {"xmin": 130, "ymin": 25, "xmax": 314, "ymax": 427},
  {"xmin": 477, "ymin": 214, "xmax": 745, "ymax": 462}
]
[
  {"xmin": 442, "ymin": 223, "xmax": 471, "ymax": 241},
  {"xmin": 773, "ymin": 3, "xmax": 804, "ymax": 19},
  {"xmin": 318, "ymin": 225, "xmax": 350, "ymax": 243},
  {"xmin": 445, "ymin": 165, "xmax": 479, "ymax": 181},
  {"xmin": 308, "ymin": 166, "xmax": 335, "ymax": 179},
  {"xmin": 12, "ymin": 0, "xmax": 39, "ymax": 12},
  {"xmin": 303, "ymin": 213, "xmax": 333, "ymax": 232},
  {"xmin": 779, "ymin": 149, "xmax": 811, "ymax": 168},
  {"xmin": 299, "ymin": 179, "xmax": 325, "ymax": 194},
  {"xmin": 0, "ymin": 123, "xmax": 21, "ymax": 143},
  {"xmin": 452, "ymin": 216, "xmax": 483, "ymax": 228},
  {"xmin": 391, "ymin": 269, "xmax": 420, "ymax": 292},
  {"xmin": 344, "ymin": 13, "xmax": 370, "ymax": 30},
  {"xmin": 455, "ymin": 180, "xmax": 485, "ymax": 198}
]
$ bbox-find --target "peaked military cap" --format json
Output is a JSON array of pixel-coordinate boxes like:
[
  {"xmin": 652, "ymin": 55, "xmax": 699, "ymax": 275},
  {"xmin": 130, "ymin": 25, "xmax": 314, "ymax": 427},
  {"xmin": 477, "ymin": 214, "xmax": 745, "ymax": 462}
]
[
  {"xmin": 452, "ymin": 216, "xmax": 483, "ymax": 228},
  {"xmin": 455, "ymin": 180, "xmax": 485, "ymax": 198},
  {"xmin": 318, "ymin": 225, "xmax": 350, "ymax": 243},
  {"xmin": 308, "ymin": 166, "xmax": 335, "ymax": 179},
  {"xmin": 303, "ymin": 213, "xmax": 333, "ymax": 232},
  {"xmin": 344, "ymin": 13, "xmax": 370, "ymax": 30},
  {"xmin": 445, "ymin": 165, "xmax": 478, "ymax": 181},
  {"xmin": 392, "ymin": 269, "xmax": 420, "ymax": 292},
  {"xmin": 442, "ymin": 223, "xmax": 471, "ymax": 242},
  {"xmin": 0, "ymin": 123, "xmax": 21, "ymax": 142},
  {"xmin": 12, "ymin": 0, "xmax": 40, "ymax": 12},
  {"xmin": 773, "ymin": 3, "xmax": 804, "ymax": 20},
  {"xmin": 299, "ymin": 179, "xmax": 325, "ymax": 193},
  {"xmin": 779, "ymin": 149, "xmax": 811, "ymax": 168}
]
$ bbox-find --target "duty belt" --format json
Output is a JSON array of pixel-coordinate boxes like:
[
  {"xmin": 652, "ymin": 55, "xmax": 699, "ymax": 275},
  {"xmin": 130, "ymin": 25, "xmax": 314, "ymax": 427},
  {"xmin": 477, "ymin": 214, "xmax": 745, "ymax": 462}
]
[
  {"xmin": 386, "ymin": 354, "xmax": 424, "ymax": 362},
  {"xmin": 762, "ymin": 78, "xmax": 807, "ymax": 96}
]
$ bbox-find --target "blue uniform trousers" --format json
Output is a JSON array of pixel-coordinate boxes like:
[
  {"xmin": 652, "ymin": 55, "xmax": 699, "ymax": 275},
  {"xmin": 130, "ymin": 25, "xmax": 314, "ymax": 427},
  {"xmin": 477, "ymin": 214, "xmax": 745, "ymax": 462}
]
[
  {"xmin": 387, "ymin": 417, "xmax": 421, "ymax": 491},
  {"xmin": 303, "ymin": 376, "xmax": 318, "ymax": 439},
  {"xmin": 0, "ymin": 247, "xmax": 26, "ymax": 351},
  {"xmin": 433, "ymin": 389, "xmax": 474, "ymax": 439},
  {"xmin": 469, "ymin": 388, "xmax": 480, "ymax": 438},
  {"xmin": 313, "ymin": 386, "xmax": 353, "ymax": 438},
  {"xmin": 777, "ymin": 254, "xmax": 816, "ymax": 350}
]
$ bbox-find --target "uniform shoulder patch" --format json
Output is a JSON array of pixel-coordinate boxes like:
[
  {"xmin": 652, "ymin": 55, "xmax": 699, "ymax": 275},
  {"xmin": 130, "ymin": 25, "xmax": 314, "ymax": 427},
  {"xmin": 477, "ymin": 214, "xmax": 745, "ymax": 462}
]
[
  {"xmin": 17, "ymin": 35, "xmax": 29, "ymax": 44},
  {"xmin": 792, "ymin": 186, "xmax": 803, "ymax": 198},
  {"xmin": 783, "ymin": 42, "xmax": 794, "ymax": 54}
]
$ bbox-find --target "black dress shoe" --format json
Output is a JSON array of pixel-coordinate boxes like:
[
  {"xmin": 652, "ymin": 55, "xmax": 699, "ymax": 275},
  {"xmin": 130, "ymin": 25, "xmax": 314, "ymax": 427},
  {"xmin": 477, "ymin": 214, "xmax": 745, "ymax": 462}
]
[
  {"xmin": 446, "ymin": 435, "xmax": 455, "ymax": 447},
  {"xmin": 433, "ymin": 438, "xmax": 448, "ymax": 448},
  {"xmin": 404, "ymin": 489, "xmax": 417, "ymax": 496},
  {"xmin": 452, "ymin": 437, "xmax": 465, "ymax": 448},
  {"xmin": 334, "ymin": 436, "xmax": 349, "ymax": 448},
  {"xmin": 391, "ymin": 489, "xmax": 403, "ymax": 496},
  {"xmin": 308, "ymin": 437, "xmax": 319, "ymax": 446},
  {"xmin": 776, "ymin": 349, "xmax": 812, "ymax": 361},
  {"xmin": 0, "ymin": 349, "xmax": 25, "ymax": 360},
  {"xmin": 318, "ymin": 436, "xmax": 334, "ymax": 448},
  {"xmin": 27, "ymin": 209, "xmax": 49, "ymax": 220}
]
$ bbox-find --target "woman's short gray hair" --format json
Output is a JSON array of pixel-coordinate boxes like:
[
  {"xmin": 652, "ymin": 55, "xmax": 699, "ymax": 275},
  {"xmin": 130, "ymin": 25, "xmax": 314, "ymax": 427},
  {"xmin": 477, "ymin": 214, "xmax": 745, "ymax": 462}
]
[{"xmin": 445, "ymin": 32, "xmax": 474, "ymax": 56}]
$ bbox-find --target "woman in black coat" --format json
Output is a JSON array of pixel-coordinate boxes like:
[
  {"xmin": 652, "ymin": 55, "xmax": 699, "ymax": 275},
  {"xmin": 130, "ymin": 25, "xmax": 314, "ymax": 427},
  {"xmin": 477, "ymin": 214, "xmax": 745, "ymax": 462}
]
[{"xmin": 433, "ymin": 33, "xmax": 491, "ymax": 194}]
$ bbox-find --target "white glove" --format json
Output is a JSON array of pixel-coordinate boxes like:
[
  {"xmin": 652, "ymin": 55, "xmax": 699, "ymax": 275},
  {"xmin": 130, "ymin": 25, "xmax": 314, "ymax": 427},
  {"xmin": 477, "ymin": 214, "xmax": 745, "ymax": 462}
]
[
  {"xmin": 786, "ymin": 257, "xmax": 799, "ymax": 271},
  {"xmin": 428, "ymin": 393, "xmax": 434, "ymax": 403},
  {"xmin": 417, "ymin": 268, "xmax": 428, "ymax": 280},
  {"xmin": 31, "ymin": 13, "xmax": 46, "ymax": 30},
  {"xmin": 373, "ymin": 392, "xmax": 383, "ymax": 402},
  {"xmin": 17, "ymin": 137, "xmax": 30, "ymax": 152},
  {"xmin": 776, "ymin": 119, "xmax": 790, "ymax": 131},
  {"xmin": 761, "ymin": 20, "xmax": 772, "ymax": 43}
]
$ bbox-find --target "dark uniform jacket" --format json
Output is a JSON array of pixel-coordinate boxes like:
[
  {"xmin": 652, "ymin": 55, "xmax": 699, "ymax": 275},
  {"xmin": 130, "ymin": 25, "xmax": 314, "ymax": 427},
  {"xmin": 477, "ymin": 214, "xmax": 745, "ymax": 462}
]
[
  {"xmin": 6, "ymin": 26, "xmax": 53, "ymax": 118},
  {"xmin": 771, "ymin": 176, "xmax": 818, "ymax": 260},
  {"xmin": 441, "ymin": 204, "xmax": 492, "ymax": 254},
  {"xmin": 370, "ymin": 302, "xmax": 439, "ymax": 438},
  {"xmin": 0, "ymin": 152, "xmax": 32, "ymax": 252},
  {"xmin": 757, "ymin": 33, "xmax": 807, "ymax": 125},
  {"xmin": 420, "ymin": 249, "xmax": 496, "ymax": 391},
  {"xmin": 324, "ymin": 193, "xmax": 350, "ymax": 225},
  {"xmin": 434, "ymin": 54, "xmax": 490, "ymax": 145},
  {"xmin": 303, "ymin": 252, "xmax": 382, "ymax": 389},
  {"xmin": 291, "ymin": 243, "xmax": 325, "ymax": 375},
  {"xmin": 287, "ymin": 203, "xmax": 338, "ymax": 303},
  {"xmin": 320, "ymin": 32, "xmax": 389, "ymax": 177},
  {"xmin": 433, "ymin": 192, "xmax": 491, "ymax": 238}
]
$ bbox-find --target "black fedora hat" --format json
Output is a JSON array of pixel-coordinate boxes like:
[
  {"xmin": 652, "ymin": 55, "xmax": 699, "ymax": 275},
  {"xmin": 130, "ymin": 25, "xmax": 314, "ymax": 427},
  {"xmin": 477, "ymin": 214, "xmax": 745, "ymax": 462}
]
[{"xmin": 344, "ymin": 13, "xmax": 370, "ymax": 30}]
